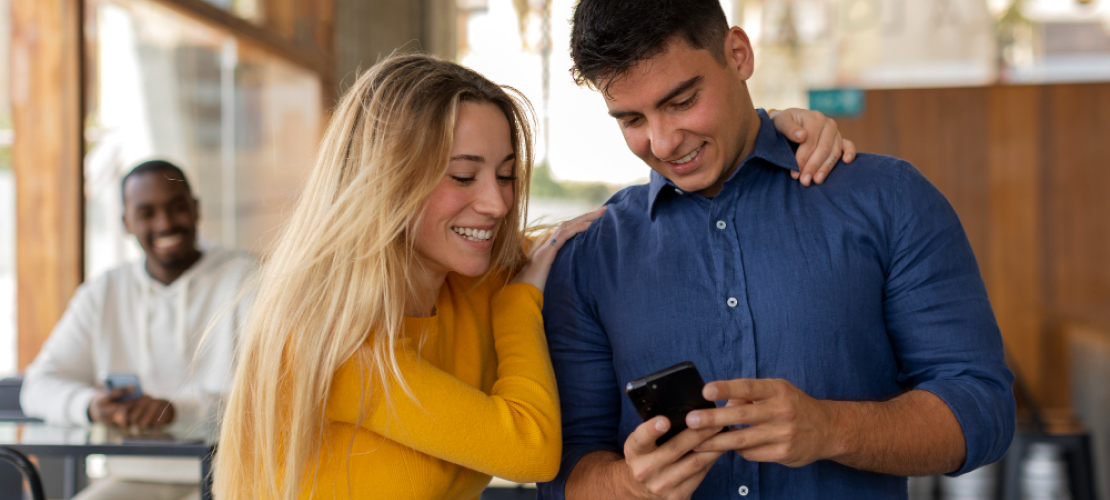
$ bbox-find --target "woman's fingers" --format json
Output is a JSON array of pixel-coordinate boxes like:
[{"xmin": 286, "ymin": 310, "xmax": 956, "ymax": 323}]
[{"xmin": 511, "ymin": 206, "xmax": 606, "ymax": 292}]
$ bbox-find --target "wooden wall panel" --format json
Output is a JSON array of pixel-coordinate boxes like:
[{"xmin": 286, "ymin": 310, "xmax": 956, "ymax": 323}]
[
  {"xmin": 1044, "ymin": 84, "xmax": 1110, "ymax": 323},
  {"xmin": 1042, "ymin": 84, "xmax": 1110, "ymax": 409},
  {"xmin": 836, "ymin": 83, "xmax": 1110, "ymax": 410},
  {"xmin": 984, "ymin": 85, "xmax": 1045, "ymax": 404},
  {"xmin": 11, "ymin": 0, "xmax": 85, "ymax": 370}
]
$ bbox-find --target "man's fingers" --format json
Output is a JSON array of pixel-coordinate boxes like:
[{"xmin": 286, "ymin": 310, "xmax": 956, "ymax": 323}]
[
  {"xmin": 111, "ymin": 404, "xmax": 130, "ymax": 427},
  {"xmin": 704, "ymin": 378, "xmax": 779, "ymax": 402},
  {"xmin": 692, "ymin": 426, "xmax": 778, "ymax": 453},
  {"xmin": 138, "ymin": 400, "xmax": 164, "ymax": 428},
  {"xmin": 126, "ymin": 398, "xmax": 151, "ymax": 426},
  {"xmin": 644, "ymin": 449, "xmax": 724, "ymax": 496},
  {"xmin": 624, "ymin": 416, "xmax": 668, "ymax": 457},
  {"xmin": 687, "ymin": 401, "xmax": 774, "ymax": 429}
]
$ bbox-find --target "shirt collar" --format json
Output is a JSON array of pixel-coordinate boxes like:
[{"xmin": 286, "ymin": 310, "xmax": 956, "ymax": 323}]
[{"xmin": 647, "ymin": 109, "xmax": 800, "ymax": 217}]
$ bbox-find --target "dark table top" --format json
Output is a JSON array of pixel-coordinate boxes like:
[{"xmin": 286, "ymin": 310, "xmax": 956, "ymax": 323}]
[{"xmin": 0, "ymin": 421, "xmax": 213, "ymax": 457}]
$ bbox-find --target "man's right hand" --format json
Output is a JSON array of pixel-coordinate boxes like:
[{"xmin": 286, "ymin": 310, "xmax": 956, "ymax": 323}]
[
  {"xmin": 568, "ymin": 417, "xmax": 723, "ymax": 499},
  {"xmin": 87, "ymin": 387, "xmax": 133, "ymax": 426},
  {"xmin": 621, "ymin": 416, "xmax": 724, "ymax": 499}
]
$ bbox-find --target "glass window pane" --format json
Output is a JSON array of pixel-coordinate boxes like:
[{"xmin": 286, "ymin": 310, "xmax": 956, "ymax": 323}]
[{"xmin": 84, "ymin": 0, "xmax": 321, "ymax": 278}]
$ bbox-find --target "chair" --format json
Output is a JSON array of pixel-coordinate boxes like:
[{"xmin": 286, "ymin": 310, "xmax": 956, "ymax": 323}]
[
  {"xmin": 0, "ymin": 376, "xmax": 41, "ymax": 423},
  {"xmin": 0, "ymin": 446, "xmax": 46, "ymax": 500}
]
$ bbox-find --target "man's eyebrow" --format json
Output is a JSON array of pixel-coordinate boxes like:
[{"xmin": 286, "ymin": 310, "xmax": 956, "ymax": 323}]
[
  {"xmin": 654, "ymin": 76, "xmax": 701, "ymax": 109},
  {"xmin": 606, "ymin": 76, "xmax": 702, "ymax": 119}
]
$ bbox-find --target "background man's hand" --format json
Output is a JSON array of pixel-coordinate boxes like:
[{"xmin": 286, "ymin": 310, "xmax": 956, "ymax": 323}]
[
  {"xmin": 87, "ymin": 389, "xmax": 175, "ymax": 429},
  {"xmin": 685, "ymin": 378, "xmax": 838, "ymax": 468},
  {"xmin": 619, "ymin": 416, "xmax": 724, "ymax": 499},
  {"xmin": 125, "ymin": 396, "xmax": 175, "ymax": 429},
  {"xmin": 769, "ymin": 108, "xmax": 858, "ymax": 186},
  {"xmin": 87, "ymin": 387, "xmax": 132, "ymax": 425}
]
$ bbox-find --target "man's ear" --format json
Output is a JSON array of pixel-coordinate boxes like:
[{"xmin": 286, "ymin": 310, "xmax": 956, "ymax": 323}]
[
  {"xmin": 723, "ymin": 27, "xmax": 755, "ymax": 81},
  {"xmin": 122, "ymin": 213, "xmax": 133, "ymax": 235},
  {"xmin": 192, "ymin": 197, "xmax": 201, "ymax": 221}
]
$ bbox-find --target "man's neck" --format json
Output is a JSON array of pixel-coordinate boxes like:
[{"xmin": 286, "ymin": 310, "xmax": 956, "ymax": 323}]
[{"xmin": 146, "ymin": 250, "xmax": 202, "ymax": 285}]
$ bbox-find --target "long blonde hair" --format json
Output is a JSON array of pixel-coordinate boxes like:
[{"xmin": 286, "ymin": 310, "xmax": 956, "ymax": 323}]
[{"xmin": 213, "ymin": 53, "xmax": 534, "ymax": 500}]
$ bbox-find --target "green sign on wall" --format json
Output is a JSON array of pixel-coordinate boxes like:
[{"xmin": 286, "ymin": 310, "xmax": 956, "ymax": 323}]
[{"xmin": 808, "ymin": 88, "xmax": 865, "ymax": 118}]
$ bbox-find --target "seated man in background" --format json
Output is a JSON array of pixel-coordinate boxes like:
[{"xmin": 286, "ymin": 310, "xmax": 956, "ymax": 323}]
[{"xmin": 21, "ymin": 160, "xmax": 257, "ymax": 500}]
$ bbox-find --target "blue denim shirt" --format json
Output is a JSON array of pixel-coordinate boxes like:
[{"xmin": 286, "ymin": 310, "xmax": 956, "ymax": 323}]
[{"xmin": 537, "ymin": 110, "xmax": 1015, "ymax": 499}]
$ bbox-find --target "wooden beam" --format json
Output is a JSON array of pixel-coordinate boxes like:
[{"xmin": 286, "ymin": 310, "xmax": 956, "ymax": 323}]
[
  {"xmin": 11, "ymin": 0, "xmax": 85, "ymax": 370},
  {"xmin": 149, "ymin": 0, "xmax": 333, "ymax": 80}
]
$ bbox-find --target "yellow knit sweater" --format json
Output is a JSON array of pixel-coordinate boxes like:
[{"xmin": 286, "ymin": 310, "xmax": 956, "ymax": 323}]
[{"xmin": 308, "ymin": 274, "xmax": 561, "ymax": 499}]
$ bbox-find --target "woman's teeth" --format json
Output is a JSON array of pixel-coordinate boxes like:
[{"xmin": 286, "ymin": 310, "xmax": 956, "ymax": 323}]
[
  {"xmin": 452, "ymin": 227, "xmax": 492, "ymax": 242},
  {"xmin": 670, "ymin": 146, "xmax": 701, "ymax": 165}
]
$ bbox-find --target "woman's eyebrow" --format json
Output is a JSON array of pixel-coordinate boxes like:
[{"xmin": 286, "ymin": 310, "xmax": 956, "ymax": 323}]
[{"xmin": 449, "ymin": 153, "xmax": 516, "ymax": 163}]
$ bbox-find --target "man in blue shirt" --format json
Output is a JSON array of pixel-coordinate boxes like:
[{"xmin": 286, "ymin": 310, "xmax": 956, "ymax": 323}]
[{"xmin": 538, "ymin": 1, "xmax": 1015, "ymax": 499}]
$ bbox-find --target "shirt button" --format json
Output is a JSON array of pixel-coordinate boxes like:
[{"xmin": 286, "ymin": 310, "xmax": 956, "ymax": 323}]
[
  {"xmin": 716, "ymin": 220, "xmax": 727, "ymax": 230},
  {"xmin": 739, "ymin": 485, "xmax": 749, "ymax": 496},
  {"xmin": 674, "ymin": 188, "xmax": 684, "ymax": 195},
  {"xmin": 727, "ymin": 297, "xmax": 738, "ymax": 307}
]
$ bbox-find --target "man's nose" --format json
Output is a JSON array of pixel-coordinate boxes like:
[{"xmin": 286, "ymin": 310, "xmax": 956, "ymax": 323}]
[
  {"xmin": 152, "ymin": 209, "xmax": 174, "ymax": 232},
  {"xmin": 649, "ymin": 118, "xmax": 681, "ymax": 161}
]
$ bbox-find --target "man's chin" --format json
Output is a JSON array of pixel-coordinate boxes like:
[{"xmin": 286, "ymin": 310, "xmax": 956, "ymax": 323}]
[{"xmin": 150, "ymin": 249, "xmax": 199, "ymax": 271}]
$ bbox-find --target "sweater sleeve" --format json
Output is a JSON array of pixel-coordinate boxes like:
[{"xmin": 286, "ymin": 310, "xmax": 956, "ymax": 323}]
[
  {"xmin": 324, "ymin": 282, "xmax": 562, "ymax": 483},
  {"xmin": 21, "ymin": 284, "xmax": 101, "ymax": 426}
]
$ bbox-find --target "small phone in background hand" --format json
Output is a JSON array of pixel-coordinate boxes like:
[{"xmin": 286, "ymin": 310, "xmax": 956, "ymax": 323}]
[
  {"xmin": 625, "ymin": 361, "xmax": 716, "ymax": 446},
  {"xmin": 103, "ymin": 373, "xmax": 143, "ymax": 402}
]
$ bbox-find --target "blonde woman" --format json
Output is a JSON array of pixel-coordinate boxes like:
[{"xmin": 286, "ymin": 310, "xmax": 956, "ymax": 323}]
[{"xmin": 213, "ymin": 53, "xmax": 852, "ymax": 500}]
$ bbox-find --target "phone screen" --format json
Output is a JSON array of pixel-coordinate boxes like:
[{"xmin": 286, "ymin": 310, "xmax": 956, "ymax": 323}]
[{"xmin": 103, "ymin": 373, "xmax": 143, "ymax": 402}]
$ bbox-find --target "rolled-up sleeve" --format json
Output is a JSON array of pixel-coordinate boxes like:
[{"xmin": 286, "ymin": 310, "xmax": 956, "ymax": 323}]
[
  {"xmin": 883, "ymin": 162, "xmax": 1016, "ymax": 475},
  {"xmin": 537, "ymin": 232, "xmax": 623, "ymax": 500}
]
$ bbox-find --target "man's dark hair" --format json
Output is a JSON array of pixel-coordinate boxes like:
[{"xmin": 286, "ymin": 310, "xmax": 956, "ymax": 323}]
[
  {"xmin": 569, "ymin": 0, "xmax": 730, "ymax": 94},
  {"xmin": 121, "ymin": 160, "xmax": 193, "ymax": 205}
]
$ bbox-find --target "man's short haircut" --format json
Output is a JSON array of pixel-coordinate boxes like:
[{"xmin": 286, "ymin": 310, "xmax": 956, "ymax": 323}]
[
  {"xmin": 121, "ymin": 160, "xmax": 193, "ymax": 205},
  {"xmin": 569, "ymin": 0, "xmax": 730, "ymax": 95}
]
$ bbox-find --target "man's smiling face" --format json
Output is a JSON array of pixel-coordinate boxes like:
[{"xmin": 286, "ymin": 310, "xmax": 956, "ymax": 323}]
[
  {"xmin": 603, "ymin": 30, "xmax": 758, "ymax": 198},
  {"xmin": 122, "ymin": 171, "xmax": 200, "ymax": 273}
]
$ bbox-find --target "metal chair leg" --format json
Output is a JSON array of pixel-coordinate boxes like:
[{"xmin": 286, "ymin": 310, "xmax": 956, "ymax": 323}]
[{"xmin": 0, "ymin": 447, "xmax": 46, "ymax": 500}]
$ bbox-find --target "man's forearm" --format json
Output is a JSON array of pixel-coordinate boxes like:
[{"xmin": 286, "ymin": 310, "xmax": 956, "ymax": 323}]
[
  {"xmin": 566, "ymin": 451, "xmax": 637, "ymax": 500},
  {"xmin": 823, "ymin": 389, "xmax": 965, "ymax": 476}
]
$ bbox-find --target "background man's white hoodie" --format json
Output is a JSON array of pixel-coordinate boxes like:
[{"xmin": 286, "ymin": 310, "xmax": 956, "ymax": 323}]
[{"xmin": 21, "ymin": 246, "xmax": 257, "ymax": 482}]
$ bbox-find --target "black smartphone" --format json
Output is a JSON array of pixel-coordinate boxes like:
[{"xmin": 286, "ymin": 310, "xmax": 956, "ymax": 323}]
[{"xmin": 625, "ymin": 361, "xmax": 716, "ymax": 446}]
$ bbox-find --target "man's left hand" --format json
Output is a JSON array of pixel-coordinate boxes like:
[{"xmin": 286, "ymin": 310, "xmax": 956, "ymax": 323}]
[{"xmin": 685, "ymin": 378, "xmax": 839, "ymax": 468}]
